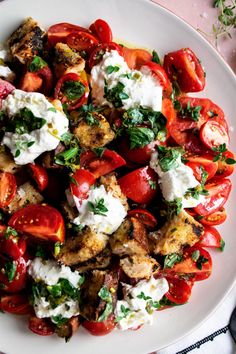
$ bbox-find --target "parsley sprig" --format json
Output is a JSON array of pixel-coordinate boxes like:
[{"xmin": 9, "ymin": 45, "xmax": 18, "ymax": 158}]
[
  {"xmin": 88, "ymin": 198, "xmax": 108, "ymax": 216},
  {"xmin": 212, "ymin": 143, "xmax": 236, "ymax": 164},
  {"xmin": 178, "ymin": 101, "xmax": 202, "ymax": 122}
]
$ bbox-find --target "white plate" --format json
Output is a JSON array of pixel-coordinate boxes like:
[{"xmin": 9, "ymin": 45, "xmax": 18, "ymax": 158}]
[{"xmin": 0, "ymin": 0, "xmax": 236, "ymax": 353}]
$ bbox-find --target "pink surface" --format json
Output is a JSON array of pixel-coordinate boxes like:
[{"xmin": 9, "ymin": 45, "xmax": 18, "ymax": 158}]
[{"xmin": 153, "ymin": 0, "xmax": 236, "ymax": 73}]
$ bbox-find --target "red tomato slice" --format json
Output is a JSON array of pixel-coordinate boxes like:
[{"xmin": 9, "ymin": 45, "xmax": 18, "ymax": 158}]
[
  {"xmin": 200, "ymin": 121, "xmax": 229, "ymax": 149},
  {"xmin": 118, "ymin": 166, "xmax": 158, "ymax": 204},
  {"xmin": 171, "ymin": 246, "xmax": 212, "ymax": 281},
  {"xmin": 80, "ymin": 149, "xmax": 126, "ymax": 179},
  {"xmin": 162, "ymin": 98, "xmax": 176, "ymax": 137},
  {"xmin": 0, "ymin": 172, "xmax": 17, "ymax": 208},
  {"xmin": 118, "ymin": 139, "xmax": 160, "ymax": 165},
  {"xmin": 194, "ymin": 178, "xmax": 231, "ymax": 216},
  {"xmin": 89, "ymin": 19, "xmax": 113, "ymax": 43},
  {"xmin": 8, "ymin": 205, "xmax": 65, "ymax": 243},
  {"xmin": 142, "ymin": 62, "xmax": 172, "ymax": 96},
  {"xmin": 47, "ymin": 22, "xmax": 89, "ymax": 46},
  {"xmin": 196, "ymin": 226, "xmax": 223, "ymax": 250},
  {"xmin": 0, "ymin": 225, "xmax": 27, "ymax": 260},
  {"xmin": 70, "ymin": 169, "xmax": 95, "ymax": 200},
  {"xmin": 165, "ymin": 275, "xmax": 193, "ymax": 304},
  {"xmin": 66, "ymin": 31, "xmax": 99, "ymax": 53},
  {"xmin": 83, "ymin": 317, "xmax": 116, "ymax": 336},
  {"xmin": 28, "ymin": 163, "xmax": 48, "ymax": 191},
  {"xmin": 199, "ymin": 208, "xmax": 227, "ymax": 226},
  {"xmin": 0, "ymin": 79, "xmax": 15, "ymax": 99},
  {"xmin": 128, "ymin": 209, "xmax": 157, "ymax": 229},
  {"xmin": 185, "ymin": 156, "xmax": 218, "ymax": 182},
  {"xmin": 89, "ymin": 42, "xmax": 123, "ymax": 68},
  {"xmin": 163, "ymin": 48, "xmax": 205, "ymax": 92},
  {"xmin": 213, "ymin": 150, "xmax": 235, "ymax": 179},
  {"xmin": 18, "ymin": 72, "xmax": 43, "ymax": 93},
  {"xmin": 0, "ymin": 294, "xmax": 32, "ymax": 315},
  {"xmin": 0, "ymin": 256, "xmax": 27, "ymax": 293},
  {"xmin": 28, "ymin": 316, "xmax": 55, "ymax": 336},
  {"xmin": 122, "ymin": 47, "xmax": 152, "ymax": 70}
]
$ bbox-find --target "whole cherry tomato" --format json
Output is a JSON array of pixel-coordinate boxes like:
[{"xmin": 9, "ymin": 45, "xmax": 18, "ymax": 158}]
[{"xmin": 83, "ymin": 317, "xmax": 116, "ymax": 336}]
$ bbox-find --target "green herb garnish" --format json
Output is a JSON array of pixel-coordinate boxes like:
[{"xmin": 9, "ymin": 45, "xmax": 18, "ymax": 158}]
[
  {"xmin": 157, "ymin": 145, "xmax": 182, "ymax": 172},
  {"xmin": 152, "ymin": 50, "xmax": 161, "ymax": 64},
  {"xmin": 164, "ymin": 253, "xmax": 182, "ymax": 268},
  {"xmin": 4, "ymin": 226, "xmax": 17, "ymax": 239},
  {"xmin": 28, "ymin": 56, "xmax": 47, "ymax": 72},
  {"xmin": 161, "ymin": 198, "xmax": 183, "ymax": 221},
  {"xmin": 5, "ymin": 108, "xmax": 46, "ymax": 135},
  {"xmin": 104, "ymin": 81, "xmax": 129, "ymax": 108},
  {"xmin": 116, "ymin": 304, "xmax": 131, "ymax": 322},
  {"xmin": 98, "ymin": 286, "xmax": 113, "ymax": 322},
  {"xmin": 4, "ymin": 261, "xmax": 17, "ymax": 282},
  {"xmin": 62, "ymin": 80, "xmax": 85, "ymax": 101},
  {"xmin": 196, "ymin": 255, "xmax": 209, "ymax": 270},
  {"xmin": 126, "ymin": 127, "xmax": 155, "ymax": 149},
  {"xmin": 106, "ymin": 65, "xmax": 120, "ymax": 74},
  {"xmin": 179, "ymin": 101, "xmax": 202, "ymax": 122},
  {"xmin": 88, "ymin": 198, "xmax": 108, "ymax": 216}
]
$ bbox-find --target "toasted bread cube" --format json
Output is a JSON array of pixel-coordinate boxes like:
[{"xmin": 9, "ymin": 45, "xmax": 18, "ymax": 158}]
[
  {"xmin": 57, "ymin": 227, "xmax": 108, "ymax": 266},
  {"xmin": 120, "ymin": 255, "xmax": 160, "ymax": 280},
  {"xmin": 55, "ymin": 317, "xmax": 79, "ymax": 341},
  {"xmin": 100, "ymin": 173, "xmax": 129, "ymax": 211},
  {"xmin": 53, "ymin": 43, "xmax": 85, "ymax": 78},
  {"xmin": 149, "ymin": 210, "xmax": 204, "ymax": 255},
  {"xmin": 0, "ymin": 150, "xmax": 20, "ymax": 174},
  {"xmin": 74, "ymin": 112, "xmax": 115, "ymax": 149},
  {"xmin": 80, "ymin": 269, "xmax": 118, "ymax": 321},
  {"xmin": 75, "ymin": 248, "xmax": 111, "ymax": 273},
  {"xmin": 8, "ymin": 17, "xmax": 46, "ymax": 64},
  {"xmin": 110, "ymin": 217, "xmax": 149, "ymax": 256},
  {"xmin": 3, "ymin": 182, "xmax": 43, "ymax": 214}
]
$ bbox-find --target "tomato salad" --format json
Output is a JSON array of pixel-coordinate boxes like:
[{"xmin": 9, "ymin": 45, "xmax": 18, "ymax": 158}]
[{"xmin": 0, "ymin": 17, "xmax": 234, "ymax": 340}]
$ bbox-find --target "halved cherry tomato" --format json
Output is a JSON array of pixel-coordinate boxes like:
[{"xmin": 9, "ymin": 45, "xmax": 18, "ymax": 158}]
[
  {"xmin": 171, "ymin": 246, "xmax": 212, "ymax": 281},
  {"xmin": 54, "ymin": 72, "xmax": 89, "ymax": 111},
  {"xmin": 196, "ymin": 226, "xmax": 223, "ymax": 250},
  {"xmin": 89, "ymin": 42, "xmax": 123, "ymax": 68},
  {"xmin": 118, "ymin": 139, "xmax": 161, "ymax": 165},
  {"xmin": 185, "ymin": 156, "xmax": 218, "ymax": 182},
  {"xmin": 70, "ymin": 169, "xmax": 95, "ymax": 200},
  {"xmin": 163, "ymin": 48, "xmax": 205, "ymax": 92},
  {"xmin": 18, "ymin": 72, "xmax": 43, "ymax": 93},
  {"xmin": 28, "ymin": 163, "xmax": 48, "ymax": 191},
  {"xmin": 199, "ymin": 208, "xmax": 227, "ymax": 226},
  {"xmin": 83, "ymin": 317, "xmax": 116, "ymax": 336},
  {"xmin": 194, "ymin": 178, "xmax": 231, "ymax": 216},
  {"xmin": 0, "ymin": 79, "xmax": 15, "ymax": 99},
  {"xmin": 213, "ymin": 150, "xmax": 235, "ymax": 179},
  {"xmin": 47, "ymin": 22, "xmax": 89, "ymax": 46},
  {"xmin": 8, "ymin": 204, "xmax": 65, "ymax": 243},
  {"xmin": 0, "ymin": 172, "xmax": 17, "ymax": 208},
  {"xmin": 0, "ymin": 256, "xmax": 27, "ymax": 293},
  {"xmin": 118, "ymin": 166, "xmax": 158, "ymax": 204},
  {"xmin": 89, "ymin": 19, "xmax": 112, "ymax": 43},
  {"xmin": 122, "ymin": 47, "xmax": 152, "ymax": 70},
  {"xmin": 162, "ymin": 98, "xmax": 176, "ymax": 136},
  {"xmin": 142, "ymin": 62, "xmax": 172, "ymax": 96},
  {"xmin": 165, "ymin": 275, "xmax": 193, "ymax": 304},
  {"xmin": 200, "ymin": 121, "xmax": 229, "ymax": 149},
  {"xmin": 0, "ymin": 294, "xmax": 32, "ymax": 315},
  {"xmin": 128, "ymin": 209, "xmax": 157, "ymax": 229},
  {"xmin": 28, "ymin": 316, "xmax": 55, "ymax": 336},
  {"xmin": 80, "ymin": 149, "xmax": 126, "ymax": 179},
  {"xmin": 0, "ymin": 226, "xmax": 27, "ymax": 260},
  {"xmin": 66, "ymin": 31, "xmax": 99, "ymax": 53}
]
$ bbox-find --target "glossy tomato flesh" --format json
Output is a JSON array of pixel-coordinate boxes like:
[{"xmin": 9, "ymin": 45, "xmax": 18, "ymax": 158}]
[
  {"xmin": 185, "ymin": 156, "xmax": 218, "ymax": 182},
  {"xmin": 122, "ymin": 47, "xmax": 152, "ymax": 70},
  {"xmin": 28, "ymin": 163, "xmax": 48, "ymax": 191},
  {"xmin": 128, "ymin": 208, "xmax": 157, "ymax": 229},
  {"xmin": 200, "ymin": 121, "xmax": 229, "ymax": 149},
  {"xmin": 89, "ymin": 19, "xmax": 113, "ymax": 43},
  {"xmin": 165, "ymin": 275, "xmax": 193, "ymax": 304},
  {"xmin": 0, "ymin": 256, "xmax": 27, "ymax": 293},
  {"xmin": 83, "ymin": 317, "xmax": 116, "ymax": 336},
  {"xmin": 0, "ymin": 294, "xmax": 32, "ymax": 315},
  {"xmin": 199, "ymin": 208, "xmax": 227, "ymax": 226},
  {"xmin": 0, "ymin": 172, "xmax": 17, "ymax": 208},
  {"xmin": 196, "ymin": 226, "xmax": 223, "ymax": 249},
  {"xmin": 70, "ymin": 168, "xmax": 95, "ymax": 200},
  {"xmin": 28, "ymin": 316, "xmax": 55, "ymax": 336}
]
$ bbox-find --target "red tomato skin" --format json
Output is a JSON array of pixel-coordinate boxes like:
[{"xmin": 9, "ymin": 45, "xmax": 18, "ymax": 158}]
[
  {"xmin": 0, "ymin": 256, "xmax": 27, "ymax": 293},
  {"xmin": 66, "ymin": 31, "xmax": 99, "ymax": 53},
  {"xmin": 83, "ymin": 317, "xmax": 116, "ymax": 336},
  {"xmin": 194, "ymin": 178, "xmax": 232, "ymax": 216},
  {"xmin": 28, "ymin": 316, "xmax": 55, "ymax": 336},
  {"xmin": 28, "ymin": 163, "xmax": 48, "ymax": 191},
  {"xmin": 118, "ymin": 166, "xmax": 158, "ymax": 204},
  {"xmin": 0, "ymin": 235, "xmax": 27, "ymax": 260},
  {"xmin": 143, "ymin": 62, "xmax": 172, "ymax": 96},
  {"xmin": 70, "ymin": 169, "xmax": 95, "ymax": 200},
  {"xmin": 8, "ymin": 204, "xmax": 65, "ymax": 243},
  {"xmin": 127, "ymin": 209, "xmax": 157, "ymax": 229},
  {"xmin": 200, "ymin": 208, "xmax": 227, "ymax": 226},
  {"xmin": 163, "ymin": 48, "xmax": 205, "ymax": 92},
  {"xmin": 118, "ymin": 139, "xmax": 160, "ymax": 165},
  {"xmin": 213, "ymin": 151, "xmax": 235, "ymax": 179},
  {"xmin": 89, "ymin": 42, "xmax": 123, "ymax": 68},
  {"xmin": 200, "ymin": 121, "xmax": 229, "ymax": 150},
  {"xmin": 185, "ymin": 156, "xmax": 218, "ymax": 182},
  {"xmin": 0, "ymin": 79, "xmax": 15, "ymax": 100},
  {"xmin": 0, "ymin": 294, "xmax": 32, "ymax": 315},
  {"xmin": 89, "ymin": 19, "xmax": 113, "ymax": 43},
  {"xmin": 196, "ymin": 226, "xmax": 222, "ymax": 249},
  {"xmin": 162, "ymin": 98, "xmax": 176, "ymax": 138},
  {"xmin": 0, "ymin": 172, "xmax": 17, "ymax": 208},
  {"xmin": 80, "ymin": 149, "xmax": 126, "ymax": 178},
  {"xmin": 122, "ymin": 47, "xmax": 152, "ymax": 70},
  {"xmin": 47, "ymin": 22, "xmax": 89, "ymax": 46},
  {"xmin": 18, "ymin": 72, "xmax": 43, "ymax": 93},
  {"xmin": 165, "ymin": 275, "xmax": 193, "ymax": 304}
]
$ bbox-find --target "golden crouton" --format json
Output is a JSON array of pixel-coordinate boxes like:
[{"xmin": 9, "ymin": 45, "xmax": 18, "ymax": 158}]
[
  {"xmin": 0, "ymin": 150, "xmax": 21, "ymax": 174},
  {"xmin": 53, "ymin": 43, "xmax": 85, "ymax": 78},
  {"xmin": 149, "ymin": 210, "xmax": 204, "ymax": 255},
  {"xmin": 120, "ymin": 254, "xmax": 160, "ymax": 280},
  {"xmin": 57, "ymin": 227, "xmax": 109, "ymax": 266},
  {"xmin": 110, "ymin": 217, "xmax": 149, "ymax": 256},
  {"xmin": 2, "ymin": 182, "xmax": 44, "ymax": 214},
  {"xmin": 8, "ymin": 17, "xmax": 46, "ymax": 64},
  {"xmin": 100, "ymin": 173, "xmax": 128, "ymax": 211},
  {"xmin": 75, "ymin": 248, "xmax": 111, "ymax": 273},
  {"xmin": 74, "ymin": 112, "xmax": 115, "ymax": 149}
]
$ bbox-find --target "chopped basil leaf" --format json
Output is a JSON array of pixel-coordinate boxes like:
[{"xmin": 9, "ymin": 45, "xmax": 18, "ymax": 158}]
[
  {"xmin": 15, "ymin": 149, "xmax": 20, "ymax": 158},
  {"xmin": 137, "ymin": 291, "xmax": 152, "ymax": 301},
  {"xmin": 161, "ymin": 198, "xmax": 182, "ymax": 221},
  {"xmin": 51, "ymin": 315, "xmax": 68, "ymax": 326},
  {"xmin": 4, "ymin": 261, "xmax": 17, "ymax": 282},
  {"xmin": 148, "ymin": 180, "xmax": 157, "ymax": 190},
  {"xmin": 178, "ymin": 101, "xmax": 202, "ymax": 122},
  {"xmin": 157, "ymin": 146, "xmax": 181, "ymax": 172},
  {"xmin": 28, "ymin": 56, "xmax": 47, "ymax": 72},
  {"xmin": 126, "ymin": 127, "xmax": 155, "ymax": 149},
  {"xmin": 98, "ymin": 286, "xmax": 112, "ymax": 302},
  {"xmin": 220, "ymin": 238, "xmax": 225, "ymax": 251},
  {"xmin": 5, "ymin": 107, "xmax": 46, "ymax": 135},
  {"xmin": 164, "ymin": 253, "xmax": 182, "ymax": 269},
  {"xmin": 196, "ymin": 255, "xmax": 208, "ymax": 270},
  {"xmin": 62, "ymin": 80, "xmax": 85, "ymax": 101},
  {"xmin": 85, "ymin": 113, "xmax": 100, "ymax": 126},
  {"xmin": 106, "ymin": 65, "xmax": 120, "ymax": 74},
  {"xmin": 152, "ymin": 50, "xmax": 161, "ymax": 64},
  {"xmin": 93, "ymin": 147, "xmax": 106, "ymax": 157},
  {"xmin": 88, "ymin": 198, "xmax": 108, "ymax": 216},
  {"xmin": 191, "ymin": 250, "xmax": 200, "ymax": 262},
  {"xmin": 60, "ymin": 132, "xmax": 74, "ymax": 145},
  {"xmin": 98, "ymin": 286, "xmax": 113, "ymax": 322},
  {"xmin": 116, "ymin": 304, "xmax": 131, "ymax": 322},
  {"xmin": 4, "ymin": 226, "xmax": 17, "ymax": 239},
  {"xmin": 104, "ymin": 81, "xmax": 129, "ymax": 108},
  {"xmin": 225, "ymin": 157, "xmax": 236, "ymax": 165}
]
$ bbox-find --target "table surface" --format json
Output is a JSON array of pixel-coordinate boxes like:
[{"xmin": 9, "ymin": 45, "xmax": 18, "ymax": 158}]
[{"xmin": 154, "ymin": 0, "xmax": 236, "ymax": 73}]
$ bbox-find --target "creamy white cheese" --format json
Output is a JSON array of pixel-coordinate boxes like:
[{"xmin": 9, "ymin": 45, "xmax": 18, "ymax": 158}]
[
  {"xmin": 150, "ymin": 151, "xmax": 205, "ymax": 208},
  {"xmin": 0, "ymin": 43, "xmax": 15, "ymax": 82},
  {"xmin": 115, "ymin": 277, "xmax": 169, "ymax": 331},
  {"xmin": 28, "ymin": 258, "xmax": 82, "ymax": 319},
  {"xmin": 90, "ymin": 50, "xmax": 163, "ymax": 111},
  {"xmin": 73, "ymin": 185, "xmax": 127, "ymax": 234},
  {"xmin": 1, "ymin": 90, "xmax": 69, "ymax": 165}
]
